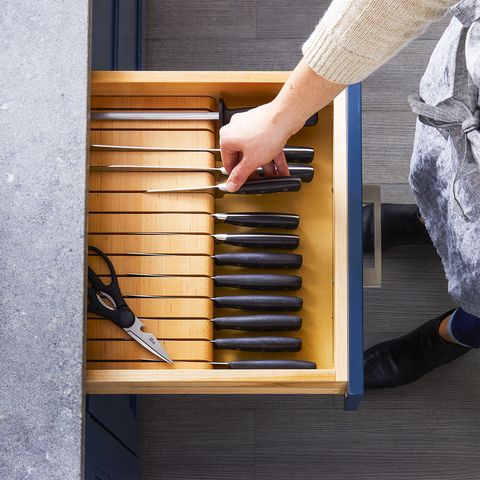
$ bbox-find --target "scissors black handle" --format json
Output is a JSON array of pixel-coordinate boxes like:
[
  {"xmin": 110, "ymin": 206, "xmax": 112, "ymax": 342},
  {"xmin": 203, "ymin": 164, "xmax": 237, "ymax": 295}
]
[{"xmin": 87, "ymin": 246, "xmax": 136, "ymax": 329}]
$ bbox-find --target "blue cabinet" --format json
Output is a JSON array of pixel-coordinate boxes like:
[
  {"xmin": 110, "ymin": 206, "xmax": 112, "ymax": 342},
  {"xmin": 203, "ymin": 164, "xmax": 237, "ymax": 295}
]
[{"xmin": 85, "ymin": 395, "xmax": 140, "ymax": 480}]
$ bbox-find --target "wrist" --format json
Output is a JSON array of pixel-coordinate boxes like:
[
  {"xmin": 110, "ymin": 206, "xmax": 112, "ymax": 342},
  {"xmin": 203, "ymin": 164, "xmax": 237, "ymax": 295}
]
[{"xmin": 267, "ymin": 97, "xmax": 305, "ymax": 140}]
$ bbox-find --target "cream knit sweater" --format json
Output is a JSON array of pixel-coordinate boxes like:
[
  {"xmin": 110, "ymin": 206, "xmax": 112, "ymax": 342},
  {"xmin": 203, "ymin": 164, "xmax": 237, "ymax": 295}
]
[{"xmin": 303, "ymin": 0, "xmax": 458, "ymax": 84}]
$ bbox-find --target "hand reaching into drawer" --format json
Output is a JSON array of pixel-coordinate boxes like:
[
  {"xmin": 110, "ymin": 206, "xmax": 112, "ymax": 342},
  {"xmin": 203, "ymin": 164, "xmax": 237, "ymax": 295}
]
[{"xmin": 219, "ymin": 58, "xmax": 344, "ymax": 192}]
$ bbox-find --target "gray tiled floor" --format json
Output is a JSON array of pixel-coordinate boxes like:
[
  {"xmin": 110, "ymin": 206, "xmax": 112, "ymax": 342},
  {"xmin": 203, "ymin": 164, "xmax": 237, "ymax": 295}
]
[{"xmin": 140, "ymin": 2, "xmax": 480, "ymax": 478}]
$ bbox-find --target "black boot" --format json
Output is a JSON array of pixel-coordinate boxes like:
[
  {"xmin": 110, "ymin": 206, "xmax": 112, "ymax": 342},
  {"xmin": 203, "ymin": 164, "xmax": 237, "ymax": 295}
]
[
  {"xmin": 363, "ymin": 203, "xmax": 432, "ymax": 253},
  {"xmin": 364, "ymin": 311, "xmax": 470, "ymax": 389}
]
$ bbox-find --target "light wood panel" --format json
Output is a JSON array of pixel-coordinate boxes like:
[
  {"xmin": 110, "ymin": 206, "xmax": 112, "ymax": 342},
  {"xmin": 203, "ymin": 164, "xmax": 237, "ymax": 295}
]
[
  {"xmin": 89, "ymin": 171, "xmax": 215, "ymax": 191},
  {"xmin": 88, "ymin": 234, "xmax": 214, "ymax": 255},
  {"xmin": 87, "ymin": 297, "xmax": 213, "ymax": 319},
  {"xmin": 88, "ymin": 362, "xmax": 212, "ymax": 370},
  {"xmin": 86, "ymin": 369, "xmax": 342, "ymax": 394},
  {"xmin": 88, "ymin": 213, "xmax": 213, "ymax": 234},
  {"xmin": 87, "ymin": 340, "xmax": 212, "ymax": 361},
  {"xmin": 89, "ymin": 129, "xmax": 216, "ymax": 167},
  {"xmin": 116, "ymin": 276, "xmax": 214, "ymax": 297},
  {"xmin": 88, "ymin": 192, "xmax": 215, "ymax": 213},
  {"xmin": 87, "ymin": 254, "xmax": 214, "ymax": 276},
  {"xmin": 91, "ymin": 95, "xmax": 216, "ymax": 110},
  {"xmin": 87, "ymin": 319, "xmax": 213, "ymax": 339}
]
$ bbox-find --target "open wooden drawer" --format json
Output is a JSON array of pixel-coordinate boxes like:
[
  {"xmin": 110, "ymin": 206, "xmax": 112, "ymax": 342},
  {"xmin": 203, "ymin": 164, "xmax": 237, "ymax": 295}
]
[{"xmin": 86, "ymin": 72, "xmax": 363, "ymax": 410}]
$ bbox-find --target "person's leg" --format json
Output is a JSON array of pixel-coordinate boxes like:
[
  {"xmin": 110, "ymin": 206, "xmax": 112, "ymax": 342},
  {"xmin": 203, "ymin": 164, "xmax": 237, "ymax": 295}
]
[
  {"xmin": 363, "ymin": 203, "xmax": 432, "ymax": 253},
  {"xmin": 440, "ymin": 308, "xmax": 480, "ymax": 348},
  {"xmin": 364, "ymin": 309, "xmax": 476, "ymax": 389}
]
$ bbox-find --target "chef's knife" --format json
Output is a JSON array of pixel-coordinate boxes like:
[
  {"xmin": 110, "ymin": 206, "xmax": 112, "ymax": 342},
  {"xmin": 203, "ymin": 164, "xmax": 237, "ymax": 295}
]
[
  {"xmin": 212, "ymin": 336, "xmax": 302, "ymax": 352},
  {"xmin": 145, "ymin": 176, "xmax": 301, "ymax": 195},
  {"xmin": 90, "ymin": 144, "xmax": 314, "ymax": 164},
  {"xmin": 92, "ymin": 164, "xmax": 314, "ymax": 183}
]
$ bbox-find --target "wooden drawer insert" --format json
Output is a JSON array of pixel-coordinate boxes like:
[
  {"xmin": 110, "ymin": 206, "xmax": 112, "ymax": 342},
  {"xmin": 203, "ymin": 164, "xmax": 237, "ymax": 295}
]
[{"xmin": 86, "ymin": 72, "xmax": 355, "ymax": 397}]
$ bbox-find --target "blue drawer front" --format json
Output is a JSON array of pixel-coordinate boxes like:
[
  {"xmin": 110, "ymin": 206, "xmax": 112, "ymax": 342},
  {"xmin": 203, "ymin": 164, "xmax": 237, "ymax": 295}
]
[{"xmin": 344, "ymin": 83, "xmax": 364, "ymax": 411}]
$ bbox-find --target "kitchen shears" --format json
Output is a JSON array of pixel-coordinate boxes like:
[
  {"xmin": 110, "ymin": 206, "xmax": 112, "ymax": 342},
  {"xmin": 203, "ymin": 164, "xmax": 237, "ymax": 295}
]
[{"xmin": 87, "ymin": 245, "xmax": 173, "ymax": 364}]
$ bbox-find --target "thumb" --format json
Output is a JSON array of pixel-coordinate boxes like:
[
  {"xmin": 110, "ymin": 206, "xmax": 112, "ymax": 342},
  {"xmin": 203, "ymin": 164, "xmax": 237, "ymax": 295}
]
[{"xmin": 226, "ymin": 158, "xmax": 254, "ymax": 192}]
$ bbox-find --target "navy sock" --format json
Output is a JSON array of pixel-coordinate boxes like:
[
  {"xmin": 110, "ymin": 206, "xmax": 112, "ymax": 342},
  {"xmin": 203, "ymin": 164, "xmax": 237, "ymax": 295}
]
[{"xmin": 448, "ymin": 308, "xmax": 480, "ymax": 349}]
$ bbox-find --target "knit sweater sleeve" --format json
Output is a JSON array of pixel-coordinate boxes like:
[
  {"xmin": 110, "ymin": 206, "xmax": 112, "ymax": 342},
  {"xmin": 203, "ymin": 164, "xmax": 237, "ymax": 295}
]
[{"xmin": 302, "ymin": 0, "xmax": 456, "ymax": 84}]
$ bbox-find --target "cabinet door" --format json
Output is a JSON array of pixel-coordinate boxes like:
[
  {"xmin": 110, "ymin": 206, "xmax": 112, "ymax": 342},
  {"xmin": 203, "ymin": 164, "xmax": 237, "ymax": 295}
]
[
  {"xmin": 87, "ymin": 395, "xmax": 139, "ymax": 455},
  {"xmin": 85, "ymin": 415, "xmax": 140, "ymax": 480}
]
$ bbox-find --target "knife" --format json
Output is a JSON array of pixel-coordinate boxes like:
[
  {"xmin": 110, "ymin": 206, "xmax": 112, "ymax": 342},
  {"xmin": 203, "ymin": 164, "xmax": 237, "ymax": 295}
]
[
  {"xmin": 212, "ymin": 314, "xmax": 302, "ymax": 331},
  {"xmin": 211, "ymin": 336, "xmax": 302, "ymax": 352},
  {"xmin": 141, "ymin": 233, "xmax": 300, "ymax": 250},
  {"xmin": 91, "ymin": 99, "xmax": 318, "ymax": 128},
  {"xmin": 145, "ymin": 177, "xmax": 301, "ymax": 195},
  {"xmin": 91, "ymin": 144, "xmax": 315, "ymax": 164},
  {"xmin": 92, "ymin": 164, "xmax": 314, "ymax": 183},
  {"xmin": 212, "ymin": 359, "xmax": 316, "ymax": 369},
  {"xmin": 124, "ymin": 274, "xmax": 302, "ymax": 291},
  {"xmin": 212, "ymin": 212, "xmax": 299, "ymax": 229},
  {"xmin": 211, "ymin": 252, "xmax": 302, "ymax": 268},
  {"xmin": 102, "ymin": 252, "xmax": 303, "ymax": 270},
  {"xmin": 125, "ymin": 294, "xmax": 303, "ymax": 312}
]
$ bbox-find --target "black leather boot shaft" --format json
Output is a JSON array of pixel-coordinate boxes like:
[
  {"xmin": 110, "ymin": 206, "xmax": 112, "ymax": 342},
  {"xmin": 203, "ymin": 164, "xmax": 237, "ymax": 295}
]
[
  {"xmin": 363, "ymin": 203, "xmax": 432, "ymax": 253},
  {"xmin": 364, "ymin": 311, "xmax": 470, "ymax": 389}
]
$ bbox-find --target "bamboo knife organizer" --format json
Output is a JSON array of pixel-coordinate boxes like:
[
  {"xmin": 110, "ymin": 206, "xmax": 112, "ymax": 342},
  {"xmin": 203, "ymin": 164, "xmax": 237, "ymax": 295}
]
[{"xmin": 86, "ymin": 71, "xmax": 351, "ymax": 396}]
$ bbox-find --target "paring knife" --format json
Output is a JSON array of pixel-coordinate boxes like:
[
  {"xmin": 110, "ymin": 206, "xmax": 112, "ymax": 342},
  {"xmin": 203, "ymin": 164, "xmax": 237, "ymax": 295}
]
[
  {"xmin": 91, "ymin": 144, "xmax": 315, "ymax": 164},
  {"xmin": 211, "ymin": 336, "xmax": 302, "ymax": 352},
  {"xmin": 123, "ymin": 252, "xmax": 303, "ymax": 269},
  {"xmin": 125, "ymin": 294, "xmax": 303, "ymax": 312},
  {"xmin": 91, "ymin": 99, "xmax": 318, "ymax": 128},
  {"xmin": 212, "ymin": 314, "xmax": 302, "ymax": 331},
  {"xmin": 145, "ymin": 177, "xmax": 301, "ymax": 195},
  {"xmin": 126, "ymin": 273, "xmax": 302, "ymax": 291},
  {"xmin": 212, "ymin": 360, "xmax": 316, "ymax": 369},
  {"xmin": 92, "ymin": 164, "xmax": 314, "ymax": 183}
]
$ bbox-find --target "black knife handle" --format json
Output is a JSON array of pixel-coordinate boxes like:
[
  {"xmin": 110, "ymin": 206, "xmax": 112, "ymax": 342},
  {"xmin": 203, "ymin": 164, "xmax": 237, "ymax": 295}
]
[
  {"xmin": 212, "ymin": 295, "xmax": 303, "ymax": 312},
  {"xmin": 257, "ymin": 166, "xmax": 314, "ymax": 183},
  {"xmin": 219, "ymin": 99, "xmax": 318, "ymax": 128},
  {"xmin": 226, "ymin": 360, "xmax": 316, "ymax": 369},
  {"xmin": 235, "ymin": 177, "xmax": 301, "ymax": 195},
  {"xmin": 213, "ymin": 315, "xmax": 302, "ymax": 331},
  {"xmin": 213, "ymin": 274, "xmax": 301, "ymax": 290},
  {"xmin": 283, "ymin": 146, "xmax": 315, "ymax": 164},
  {"xmin": 221, "ymin": 212, "xmax": 300, "ymax": 229},
  {"xmin": 213, "ymin": 252, "xmax": 303, "ymax": 269},
  {"xmin": 212, "ymin": 336, "xmax": 302, "ymax": 352},
  {"xmin": 221, "ymin": 234, "xmax": 299, "ymax": 250}
]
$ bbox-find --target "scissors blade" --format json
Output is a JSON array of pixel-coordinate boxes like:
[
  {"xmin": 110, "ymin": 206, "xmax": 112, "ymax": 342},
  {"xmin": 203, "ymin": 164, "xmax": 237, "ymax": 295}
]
[{"xmin": 125, "ymin": 317, "xmax": 174, "ymax": 364}]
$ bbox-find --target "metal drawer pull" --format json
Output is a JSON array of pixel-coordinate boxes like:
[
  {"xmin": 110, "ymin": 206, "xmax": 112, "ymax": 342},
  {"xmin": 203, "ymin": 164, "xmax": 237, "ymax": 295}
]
[{"xmin": 363, "ymin": 184, "xmax": 382, "ymax": 288}]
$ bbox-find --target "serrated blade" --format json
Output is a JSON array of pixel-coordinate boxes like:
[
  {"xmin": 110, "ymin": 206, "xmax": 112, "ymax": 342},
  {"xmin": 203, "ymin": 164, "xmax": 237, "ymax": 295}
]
[{"xmin": 125, "ymin": 317, "xmax": 173, "ymax": 364}]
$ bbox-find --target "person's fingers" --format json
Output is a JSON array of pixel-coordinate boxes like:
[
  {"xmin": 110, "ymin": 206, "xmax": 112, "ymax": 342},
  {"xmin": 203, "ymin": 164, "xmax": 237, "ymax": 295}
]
[
  {"xmin": 219, "ymin": 127, "xmax": 240, "ymax": 173},
  {"xmin": 273, "ymin": 150, "xmax": 290, "ymax": 176},
  {"xmin": 226, "ymin": 158, "xmax": 255, "ymax": 192},
  {"xmin": 261, "ymin": 161, "xmax": 277, "ymax": 177}
]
